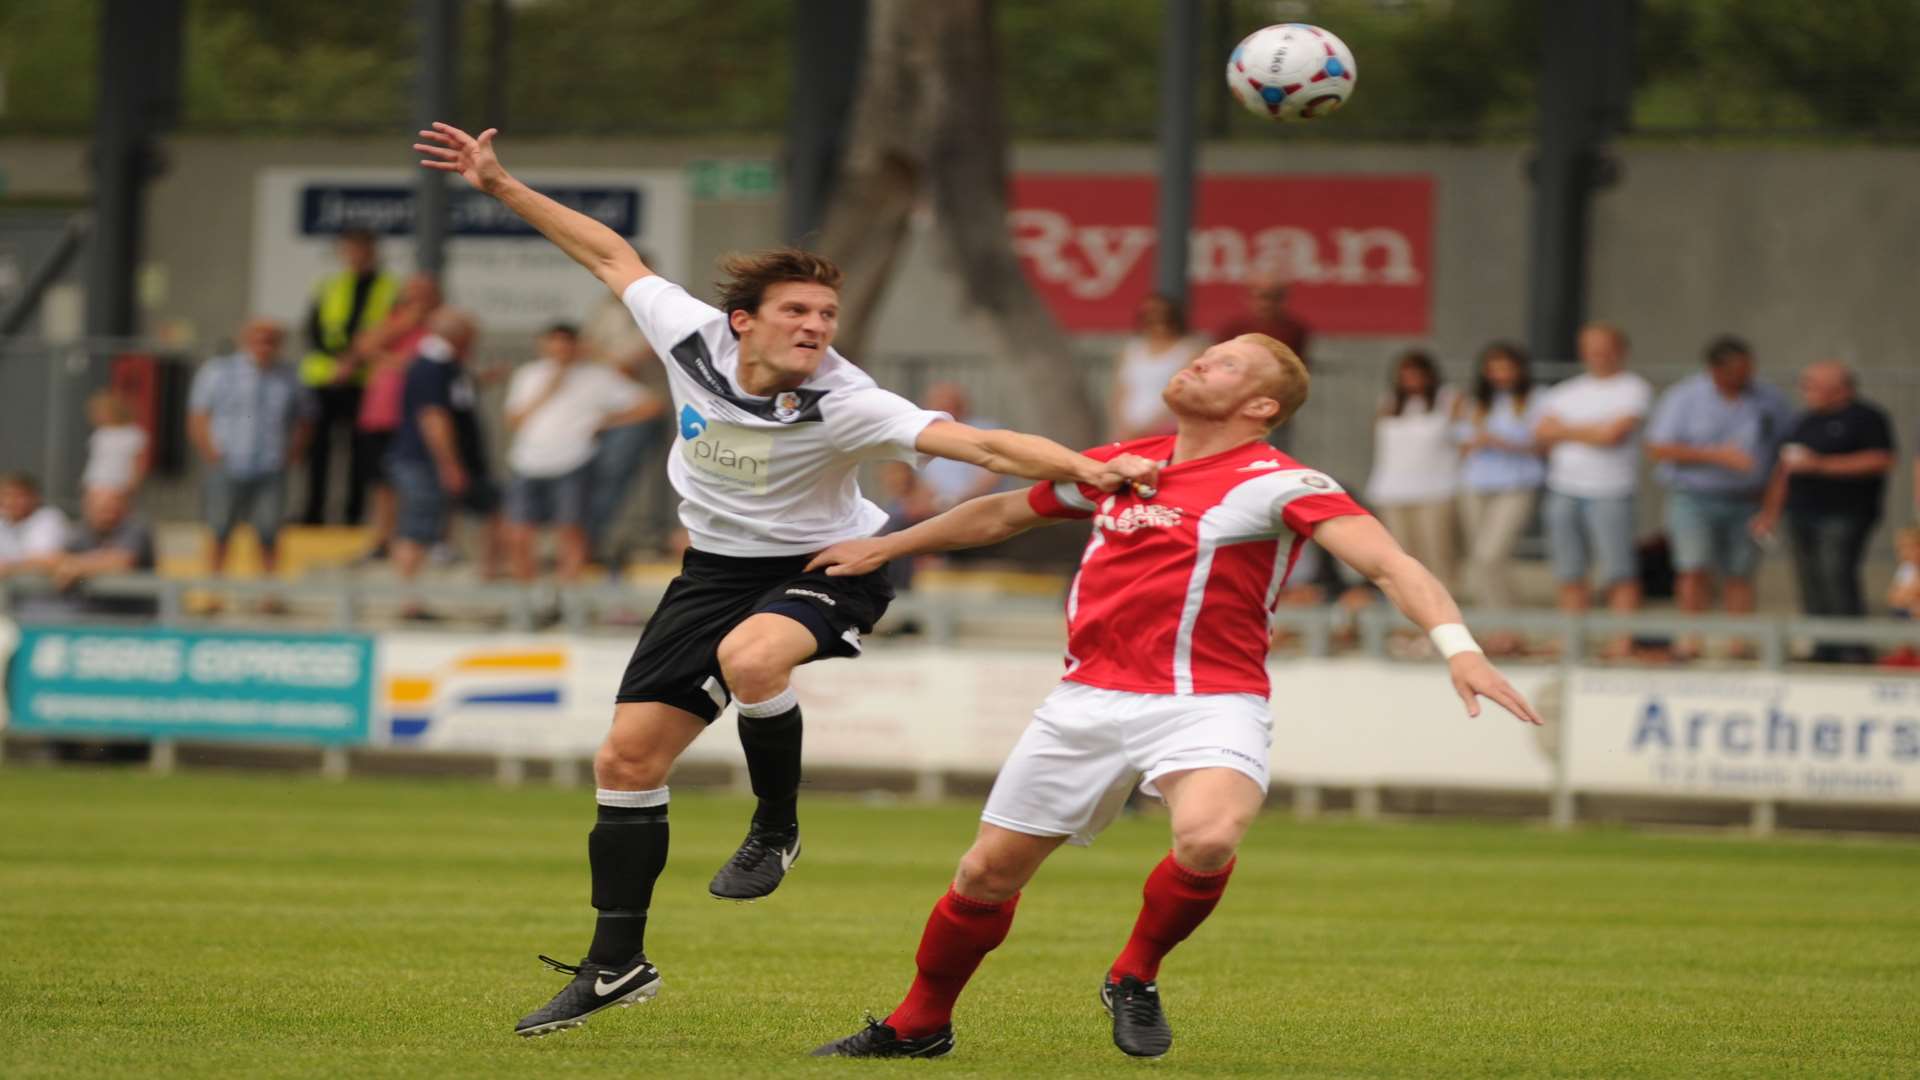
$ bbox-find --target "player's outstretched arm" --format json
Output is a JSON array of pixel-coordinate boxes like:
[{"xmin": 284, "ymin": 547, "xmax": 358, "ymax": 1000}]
[
  {"xmin": 1313, "ymin": 514, "xmax": 1543, "ymax": 726},
  {"xmin": 914, "ymin": 420, "xmax": 1159, "ymax": 494},
  {"xmin": 805, "ymin": 490, "xmax": 1056, "ymax": 577},
  {"xmin": 414, "ymin": 122, "xmax": 651, "ymax": 296}
]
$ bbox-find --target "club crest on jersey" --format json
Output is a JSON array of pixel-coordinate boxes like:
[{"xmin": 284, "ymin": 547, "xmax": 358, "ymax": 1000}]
[
  {"xmin": 1095, "ymin": 495, "xmax": 1183, "ymax": 535},
  {"xmin": 773, "ymin": 391, "xmax": 803, "ymax": 422}
]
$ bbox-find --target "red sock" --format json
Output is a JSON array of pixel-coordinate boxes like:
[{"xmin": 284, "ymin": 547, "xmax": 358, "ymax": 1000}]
[
  {"xmin": 1109, "ymin": 852, "xmax": 1235, "ymax": 983},
  {"xmin": 884, "ymin": 887, "xmax": 1020, "ymax": 1037}
]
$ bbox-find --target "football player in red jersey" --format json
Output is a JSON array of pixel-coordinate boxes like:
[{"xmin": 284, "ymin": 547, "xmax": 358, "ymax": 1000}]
[{"xmin": 808, "ymin": 332, "xmax": 1541, "ymax": 1061}]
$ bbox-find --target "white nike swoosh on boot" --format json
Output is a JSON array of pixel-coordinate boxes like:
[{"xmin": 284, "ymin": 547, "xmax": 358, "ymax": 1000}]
[{"xmin": 594, "ymin": 964, "xmax": 649, "ymax": 997}]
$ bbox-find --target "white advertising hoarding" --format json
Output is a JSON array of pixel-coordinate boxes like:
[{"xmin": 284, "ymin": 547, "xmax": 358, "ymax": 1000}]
[
  {"xmin": 250, "ymin": 167, "xmax": 691, "ymax": 335},
  {"xmin": 1566, "ymin": 670, "xmax": 1920, "ymax": 804}
]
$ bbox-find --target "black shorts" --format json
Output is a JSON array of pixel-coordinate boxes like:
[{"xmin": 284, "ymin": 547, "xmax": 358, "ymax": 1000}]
[{"xmin": 615, "ymin": 547, "xmax": 895, "ymax": 722}]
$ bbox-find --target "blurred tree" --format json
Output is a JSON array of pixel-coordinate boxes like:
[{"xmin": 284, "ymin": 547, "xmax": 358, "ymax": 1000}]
[{"xmin": 816, "ymin": 0, "xmax": 1096, "ymax": 446}]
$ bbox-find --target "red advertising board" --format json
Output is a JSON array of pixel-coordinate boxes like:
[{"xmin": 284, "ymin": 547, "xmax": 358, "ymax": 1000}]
[{"xmin": 1009, "ymin": 174, "xmax": 1432, "ymax": 336}]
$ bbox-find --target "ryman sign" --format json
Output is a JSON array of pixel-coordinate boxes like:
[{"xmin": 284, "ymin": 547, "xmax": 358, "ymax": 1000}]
[{"xmin": 1011, "ymin": 174, "xmax": 1432, "ymax": 335}]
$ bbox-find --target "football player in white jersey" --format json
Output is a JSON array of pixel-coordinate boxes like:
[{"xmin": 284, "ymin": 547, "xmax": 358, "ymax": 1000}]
[{"xmin": 415, "ymin": 122, "xmax": 1159, "ymax": 1037}]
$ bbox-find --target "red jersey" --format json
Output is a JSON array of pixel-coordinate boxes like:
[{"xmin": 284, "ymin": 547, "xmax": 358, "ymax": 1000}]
[{"xmin": 1028, "ymin": 436, "xmax": 1365, "ymax": 698}]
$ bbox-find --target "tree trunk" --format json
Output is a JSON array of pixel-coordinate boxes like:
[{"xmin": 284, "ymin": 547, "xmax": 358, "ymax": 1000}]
[{"xmin": 815, "ymin": 0, "xmax": 1096, "ymax": 448}]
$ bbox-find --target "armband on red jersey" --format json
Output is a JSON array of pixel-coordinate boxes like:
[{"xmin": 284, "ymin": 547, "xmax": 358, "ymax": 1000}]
[{"xmin": 1027, "ymin": 479, "xmax": 1098, "ymax": 520}]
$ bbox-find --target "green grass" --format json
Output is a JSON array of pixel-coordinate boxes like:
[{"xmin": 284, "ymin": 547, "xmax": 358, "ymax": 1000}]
[{"xmin": 1, "ymin": 769, "xmax": 1917, "ymax": 1079}]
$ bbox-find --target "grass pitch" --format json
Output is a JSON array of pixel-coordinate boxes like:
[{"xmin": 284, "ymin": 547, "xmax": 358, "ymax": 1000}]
[{"xmin": 1, "ymin": 769, "xmax": 1916, "ymax": 1079}]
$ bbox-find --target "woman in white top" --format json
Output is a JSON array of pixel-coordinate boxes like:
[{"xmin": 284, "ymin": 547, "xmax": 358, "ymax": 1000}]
[
  {"xmin": 1365, "ymin": 350, "xmax": 1459, "ymax": 584},
  {"xmin": 1107, "ymin": 293, "xmax": 1201, "ymax": 441},
  {"xmin": 1453, "ymin": 342, "xmax": 1546, "ymax": 615},
  {"xmin": 82, "ymin": 391, "xmax": 149, "ymax": 497}
]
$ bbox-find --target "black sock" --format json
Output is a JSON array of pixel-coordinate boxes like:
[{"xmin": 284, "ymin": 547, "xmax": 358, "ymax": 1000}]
[
  {"xmin": 736, "ymin": 688, "xmax": 802, "ymax": 836},
  {"xmin": 586, "ymin": 792, "xmax": 669, "ymax": 965}
]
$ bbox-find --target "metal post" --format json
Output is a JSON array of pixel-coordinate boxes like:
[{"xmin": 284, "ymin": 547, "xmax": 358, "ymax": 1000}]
[
  {"xmin": 1154, "ymin": 0, "xmax": 1201, "ymax": 304},
  {"xmin": 484, "ymin": 0, "xmax": 512, "ymax": 130},
  {"xmin": 86, "ymin": 0, "xmax": 181, "ymax": 341},
  {"xmin": 1525, "ymin": 0, "xmax": 1635, "ymax": 365},
  {"xmin": 784, "ymin": 0, "xmax": 868, "ymax": 244},
  {"xmin": 414, "ymin": 0, "xmax": 462, "ymax": 278}
]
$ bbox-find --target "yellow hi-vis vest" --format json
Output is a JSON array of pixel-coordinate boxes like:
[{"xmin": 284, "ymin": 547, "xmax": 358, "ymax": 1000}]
[{"xmin": 299, "ymin": 270, "xmax": 398, "ymax": 387}]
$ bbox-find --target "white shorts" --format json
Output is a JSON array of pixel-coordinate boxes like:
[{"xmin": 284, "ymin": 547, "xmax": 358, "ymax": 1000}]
[{"xmin": 980, "ymin": 681, "xmax": 1273, "ymax": 847}]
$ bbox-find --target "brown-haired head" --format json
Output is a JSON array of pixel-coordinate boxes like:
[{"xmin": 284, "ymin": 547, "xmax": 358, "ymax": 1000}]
[
  {"xmin": 1242, "ymin": 333, "xmax": 1310, "ymax": 429},
  {"xmin": 716, "ymin": 248, "xmax": 845, "ymax": 393},
  {"xmin": 716, "ymin": 248, "xmax": 844, "ymax": 335}
]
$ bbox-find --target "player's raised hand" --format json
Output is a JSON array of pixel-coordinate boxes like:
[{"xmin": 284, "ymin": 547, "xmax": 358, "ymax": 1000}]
[
  {"xmin": 805, "ymin": 537, "xmax": 892, "ymax": 577},
  {"xmin": 414, "ymin": 122, "xmax": 508, "ymax": 193},
  {"xmin": 1094, "ymin": 453, "xmax": 1161, "ymax": 497},
  {"xmin": 1448, "ymin": 652, "xmax": 1542, "ymax": 725}
]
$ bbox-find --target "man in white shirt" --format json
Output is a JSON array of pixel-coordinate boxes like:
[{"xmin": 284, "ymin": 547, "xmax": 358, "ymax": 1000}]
[
  {"xmin": 414, "ymin": 121, "xmax": 1158, "ymax": 1038},
  {"xmin": 0, "ymin": 472, "xmax": 70, "ymax": 576},
  {"xmin": 504, "ymin": 323, "xmax": 662, "ymax": 582},
  {"xmin": 1534, "ymin": 323, "xmax": 1654, "ymax": 641}
]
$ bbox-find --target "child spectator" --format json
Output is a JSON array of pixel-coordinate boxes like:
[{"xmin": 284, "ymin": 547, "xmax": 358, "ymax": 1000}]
[
  {"xmin": 1888, "ymin": 527, "xmax": 1920, "ymax": 619},
  {"xmin": 82, "ymin": 391, "xmax": 149, "ymax": 497}
]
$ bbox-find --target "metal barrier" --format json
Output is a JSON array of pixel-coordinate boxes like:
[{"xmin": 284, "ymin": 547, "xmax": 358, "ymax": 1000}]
[{"xmin": 5, "ymin": 571, "xmax": 1917, "ymax": 664}]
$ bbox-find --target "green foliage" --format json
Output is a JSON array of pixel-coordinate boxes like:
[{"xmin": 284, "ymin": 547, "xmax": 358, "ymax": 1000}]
[
  {"xmin": 0, "ymin": 0, "xmax": 98, "ymax": 131},
  {"xmin": 2, "ymin": 769, "xmax": 1918, "ymax": 1078},
  {"xmin": 1, "ymin": 1, "xmax": 1917, "ymax": 139}
]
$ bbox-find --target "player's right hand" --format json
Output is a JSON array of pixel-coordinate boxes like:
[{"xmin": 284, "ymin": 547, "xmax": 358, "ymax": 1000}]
[
  {"xmin": 1095, "ymin": 453, "xmax": 1162, "ymax": 497},
  {"xmin": 805, "ymin": 538, "xmax": 892, "ymax": 577},
  {"xmin": 415, "ymin": 122, "xmax": 508, "ymax": 193}
]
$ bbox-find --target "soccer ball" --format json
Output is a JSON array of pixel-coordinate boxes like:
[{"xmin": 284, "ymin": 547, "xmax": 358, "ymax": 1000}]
[{"xmin": 1226, "ymin": 24, "xmax": 1357, "ymax": 122}]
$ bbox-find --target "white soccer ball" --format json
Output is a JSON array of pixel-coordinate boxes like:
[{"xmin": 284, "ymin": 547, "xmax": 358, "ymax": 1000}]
[{"xmin": 1226, "ymin": 23, "xmax": 1357, "ymax": 122}]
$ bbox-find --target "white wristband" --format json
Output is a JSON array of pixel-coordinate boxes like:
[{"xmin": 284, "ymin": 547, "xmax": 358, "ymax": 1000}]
[{"xmin": 1429, "ymin": 623, "xmax": 1483, "ymax": 659}]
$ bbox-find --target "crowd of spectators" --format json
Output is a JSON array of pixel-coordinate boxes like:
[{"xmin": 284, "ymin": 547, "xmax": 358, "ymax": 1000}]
[{"xmin": 3, "ymin": 244, "xmax": 1914, "ymax": 663}]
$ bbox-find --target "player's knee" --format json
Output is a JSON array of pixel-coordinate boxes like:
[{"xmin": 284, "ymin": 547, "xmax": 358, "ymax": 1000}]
[
  {"xmin": 1171, "ymin": 822, "xmax": 1244, "ymax": 873},
  {"xmin": 953, "ymin": 848, "xmax": 1026, "ymax": 903},
  {"xmin": 594, "ymin": 733, "xmax": 671, "ymax": 790},
  {"xmin": 716, "ymin": 633, "xmax": 791, "ymax": 700}
]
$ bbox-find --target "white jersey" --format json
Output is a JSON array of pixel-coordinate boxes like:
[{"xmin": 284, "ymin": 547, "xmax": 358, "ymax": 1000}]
[{"xmin": 622, "ymin": 276, "xmax": 948, "ymax": 557}]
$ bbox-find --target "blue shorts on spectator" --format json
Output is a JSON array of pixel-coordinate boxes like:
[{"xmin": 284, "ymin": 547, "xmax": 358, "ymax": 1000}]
[
  {"xmin": 508, "ymin": 463, "xmax": 593, "ymax": 527},
  {"xmin": 1544, "ymin": 491, "xmax": 1636, "ymax": 585},
  {"xmin": 205, "ymin": 472, "xmax": 287, "ymax": 550},
  {"xmin": 1665, "ymin": 490, "xmax": 1761, "ymax": 579},
  {"xmin": 391, "ymin": 457, "xmax": 500, "ymax": 545}
]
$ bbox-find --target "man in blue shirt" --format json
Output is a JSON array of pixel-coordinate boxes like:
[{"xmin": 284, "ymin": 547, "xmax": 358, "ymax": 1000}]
[
  {"xmin": 1644, "ymin": 337, "xmax": 1792, "ymax": 655},
  {"xmin": 187, "ymin": 319, "xmax": 315, "ymax": 582}
]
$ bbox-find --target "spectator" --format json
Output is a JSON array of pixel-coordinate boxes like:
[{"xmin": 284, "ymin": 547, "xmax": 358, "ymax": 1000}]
[
  {"xmin": 1643, "ymin": 335, "xmax": 1792, "ymax": 657},
  {"xmin": 299, "ymin": 228, "xmax": 397, "ymax": 526},
  {"xmin": 919, "ymin": 382, "xmax": 1005, "ymax": 512},
  {"xmin": 39, "ymin": 487, "xmax": 157, "ymax": 618},
  {"xmin": 1888, "ymin": 527, "xmax": 1920, "ymax": 619},
  {"xmin": 1213, "ymin": 269, "xmax": 1310, "ymax": 367},
  {"xmin": 1535, "ymin": 323, "xmax": 1653, "ymax": 655},
  {"xmin": 1753, "ymin": 360, "xmax": 1896, "ymax": 662},
  {"xmin": 1364, "ymin": 350, "xmax": 1458, "ymax": 585},
  {"xmin": 1453, "ymin": 342, "xmax": 1544, "ymax": 630},
  {"xmin": 352, "ymin": 273, "xmax": 443, "ymax": 562},
  {"xmin": 81, "ymin": 391, "xmax": 149, "ymax": 497},
  {"xmin": 389, "ymin": 308, "xmax": 504, "ymax": 616},
  {"xmin": 1213, "ymin": 270, "xmax": 1312, "ymax": 452},
  {"xmin": 187, "ymin": 319, "xmax": 315, "ymax": 585},
  {"xmin": 0, "ymin": 472, "xmax": 70, "ymax": 576},
  {"xmin": 581, "ymin": 278, "xmax": 671, "ymax": 563},
  {"xmin": 502, "ymin": 323, "xmax": 653, "ymax": 583},
  {"xmin": 1108, "ymin": 293, "xmax": 1200, "ymax": 441}
]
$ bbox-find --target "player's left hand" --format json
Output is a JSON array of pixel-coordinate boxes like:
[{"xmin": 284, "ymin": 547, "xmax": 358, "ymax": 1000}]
[
  {"xmin": 415, "ymin": 122, "xmax": 509, "ymax": 193},
  {"xmin": 1448, "ymin": 652, "xmax": 1542, "ymax": 725},
  {"xmin": 806, "ymin": 538, "xmax": 892, "ymax": 577},
  {"xmin": 1095, "ymin": 453, "xmax": 1162, "ymax": 497}
]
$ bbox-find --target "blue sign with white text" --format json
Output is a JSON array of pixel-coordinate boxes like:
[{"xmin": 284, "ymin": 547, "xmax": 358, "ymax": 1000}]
[
  {"xmin": 5, "ymin": 626, "xmax": 374, "ymax": 745},
  {"xmin": 299, "ymin": 185, "xmax": 641, "ymax": 237}
]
